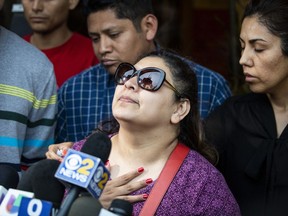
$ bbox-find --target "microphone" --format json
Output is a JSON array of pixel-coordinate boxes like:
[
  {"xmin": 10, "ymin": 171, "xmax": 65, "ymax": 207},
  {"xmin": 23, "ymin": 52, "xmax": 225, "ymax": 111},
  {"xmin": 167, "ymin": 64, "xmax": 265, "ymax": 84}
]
[
  {"xmin": 18, "ymin": 197, "xmax": 53, "ymax": 216},
  {"xmin": 108, "ymin": 199, "xmax": 133, "ymax": 216},
  {"xmin": 17, "ymin": 159, "xmax": 66, "ymax": 210},
  {"xmin": 0, "ymin": 164, "xmax": 19, "ymax": 189},
  {"xmin": 0, "ymin": 185, "xmax": 8, "ymax": 205},
  {"xmin": 55, "ymin": 131, "xmax": 112, "ymax": 216},
  {"xmin": 68, "ymin": 195, "xmax": 133, "ymax": 216},
  {"xmin": 0, "ymin": 188, "xmax": 34, "ymax": 215},
  {"xmin": 67, "ymin": 193, "xmax": 103, "ymax": 216},
  {"xmin": 99, "ymin": 199, "xmax": 133, "ymax": 216}
]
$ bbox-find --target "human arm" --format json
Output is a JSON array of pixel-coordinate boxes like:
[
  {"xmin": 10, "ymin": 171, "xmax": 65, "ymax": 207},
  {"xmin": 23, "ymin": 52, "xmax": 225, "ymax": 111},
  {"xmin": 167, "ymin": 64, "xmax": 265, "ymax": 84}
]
[{"xmin": 22, "ymin": 63, "xmax": 57, "ymax": 165}]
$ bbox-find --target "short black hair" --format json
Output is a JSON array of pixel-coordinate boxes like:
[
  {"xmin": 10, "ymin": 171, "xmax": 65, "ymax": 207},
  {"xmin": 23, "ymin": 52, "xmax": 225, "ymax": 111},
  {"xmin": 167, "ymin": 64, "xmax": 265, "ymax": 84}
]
[{"xmin": 84, "ymin": 0, "xmax": 154, "ymax": 32}]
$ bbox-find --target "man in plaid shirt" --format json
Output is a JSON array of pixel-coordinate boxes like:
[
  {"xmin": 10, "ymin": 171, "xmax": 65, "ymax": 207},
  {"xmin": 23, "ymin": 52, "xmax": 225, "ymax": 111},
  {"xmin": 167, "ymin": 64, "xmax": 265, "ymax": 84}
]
[{"xmin": 55, "ymin": 0, "xmax": 231, "ymax": 143}]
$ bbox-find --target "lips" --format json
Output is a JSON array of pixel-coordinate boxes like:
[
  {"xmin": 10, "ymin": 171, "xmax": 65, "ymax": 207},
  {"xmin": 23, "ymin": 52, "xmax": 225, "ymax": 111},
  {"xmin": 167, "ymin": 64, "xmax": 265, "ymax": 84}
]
[
  {"xmin": 101, "ymin": 59, "xmax": 117, "ymax": 67},
  {"xmin": 244, "ymin": 73, "xmax": 257, "ymax": 82},
  {"xmin": 29, "ymin": 17, "xmax": 47, "ymax": 23},
  {"xmin": 118, "ymin": 95, "xmax": 137, "ymax": 104}
]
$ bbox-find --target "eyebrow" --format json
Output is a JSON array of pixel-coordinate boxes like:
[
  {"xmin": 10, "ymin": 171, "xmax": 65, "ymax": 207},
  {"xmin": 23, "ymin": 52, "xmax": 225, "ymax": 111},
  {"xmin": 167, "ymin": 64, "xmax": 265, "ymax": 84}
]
[
  {"xmin": 239, "ymin": 37, "xmax": 268, "ymax": 44},
  {"xmin": 89, "ymin": 27, "xmax": 121, "ymax": 37}
]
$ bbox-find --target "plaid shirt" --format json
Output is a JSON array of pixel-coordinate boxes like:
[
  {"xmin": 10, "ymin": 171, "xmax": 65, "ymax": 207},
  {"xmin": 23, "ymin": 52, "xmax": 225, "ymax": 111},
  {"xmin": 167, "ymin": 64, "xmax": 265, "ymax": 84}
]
[{"xmin": 55, "ymin": 63, "xmax": 231, "ymax": 142}]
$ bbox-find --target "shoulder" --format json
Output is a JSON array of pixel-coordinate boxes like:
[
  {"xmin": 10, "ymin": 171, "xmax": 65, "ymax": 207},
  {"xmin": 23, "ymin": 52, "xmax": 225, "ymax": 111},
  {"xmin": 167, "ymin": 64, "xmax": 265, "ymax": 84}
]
[
  {"xmin": 181, "ymin": 150, "xmax": 240, "ymax": 215},
  {"xmin": 71, "ymin": 32, "xmax": 92, "ymax": 44},
  {"xmin": 173, "ymin": 150, "xmax": 229, "ymax": 194},
  {"xmin": 170, "ymin": 150, "xmax": 240, "ymax": 214},
  {"xmin": 185, "ymin": 59, "xmax": 227, "ymax": 83},
  {"xmin": 1, "ymin": 27, "xmax": 50, "ymax": 65},
  {"xmin": 182, "ymin": 150, "xmax": 223, "ymax": 180},
  {"xmin": 218, "ymin": 93, "xmax": 268, "ymax": 112},
  {"xmin": 0, "ymin": 27, "xmax": 53, "ymax": 79},
  {"xmin": 58, "ymin": 64, "xmax": 112, "ymax": 93}
]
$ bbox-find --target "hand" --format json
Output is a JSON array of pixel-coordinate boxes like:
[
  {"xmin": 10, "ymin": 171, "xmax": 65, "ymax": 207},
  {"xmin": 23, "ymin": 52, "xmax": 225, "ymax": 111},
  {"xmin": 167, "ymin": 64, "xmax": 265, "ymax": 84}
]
[
  {"xmin": 99, "ymin": 167, "xmax": 152, "ymax": 209},
  {"xmin": 45, "ymin": 142, "xmax": 73, "ymax": 161}
]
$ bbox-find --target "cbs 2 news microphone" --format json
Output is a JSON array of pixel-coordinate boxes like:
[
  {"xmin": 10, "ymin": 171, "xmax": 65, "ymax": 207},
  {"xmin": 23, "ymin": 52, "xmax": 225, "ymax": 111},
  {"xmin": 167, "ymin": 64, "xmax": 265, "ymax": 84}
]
[{"xmin": 55, "ymin": 148, "xmax": 110, "ymax": 199}]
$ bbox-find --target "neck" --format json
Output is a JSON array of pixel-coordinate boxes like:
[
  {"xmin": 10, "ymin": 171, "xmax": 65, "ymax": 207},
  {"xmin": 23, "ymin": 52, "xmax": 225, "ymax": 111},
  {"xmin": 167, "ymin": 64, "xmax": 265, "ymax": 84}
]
[
  {"xmin": 111, "ymin": 125, "xmax": 178, "ymax": 164},
  {"xmin": 30, "ymin": 25, "xmax": 72, "ymax": 49},
  {"xmin": 267, "ymin": 88, "xmax": 288, "ymax": 112},
  {"xmin": 109, "ymin": 127, "xmax": 178, "ymax": 180}
]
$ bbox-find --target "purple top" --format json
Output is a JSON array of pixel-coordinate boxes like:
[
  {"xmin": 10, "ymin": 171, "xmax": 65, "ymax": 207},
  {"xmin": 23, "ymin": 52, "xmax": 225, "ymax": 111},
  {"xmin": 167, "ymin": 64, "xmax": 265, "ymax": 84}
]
[{"xmin": 72, "ymin": 139, "xmax": 241, "ymax": 216}]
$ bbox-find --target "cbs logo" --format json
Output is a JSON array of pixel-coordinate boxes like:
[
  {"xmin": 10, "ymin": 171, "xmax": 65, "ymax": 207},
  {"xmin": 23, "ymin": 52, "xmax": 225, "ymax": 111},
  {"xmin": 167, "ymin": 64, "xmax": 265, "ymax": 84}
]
[{"xmin": 65, "ymin": 154, "xmax": 95, "ymax": 176}]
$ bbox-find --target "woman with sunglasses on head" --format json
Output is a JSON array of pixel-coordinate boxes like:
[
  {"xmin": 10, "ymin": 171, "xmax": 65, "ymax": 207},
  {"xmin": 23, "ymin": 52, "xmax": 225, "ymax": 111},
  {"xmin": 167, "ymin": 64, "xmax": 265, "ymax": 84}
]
[
  {"xmin": 204, "ymin": 0, "xmax": 288, "ymax": 215},
  {"xmin": 69, "ymin": 49, "xmax": 240, "ymax": 215}
]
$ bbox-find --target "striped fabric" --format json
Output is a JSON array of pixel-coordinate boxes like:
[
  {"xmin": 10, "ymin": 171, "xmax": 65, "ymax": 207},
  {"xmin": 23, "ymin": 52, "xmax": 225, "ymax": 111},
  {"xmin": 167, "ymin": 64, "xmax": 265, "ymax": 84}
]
[
  {"xmin": 56, "ymin": 64, "xmax": 115, "ymax": 143},
  {"xmin": 0, "ymin": 26, "xmax": 57, "ymax": 172}
]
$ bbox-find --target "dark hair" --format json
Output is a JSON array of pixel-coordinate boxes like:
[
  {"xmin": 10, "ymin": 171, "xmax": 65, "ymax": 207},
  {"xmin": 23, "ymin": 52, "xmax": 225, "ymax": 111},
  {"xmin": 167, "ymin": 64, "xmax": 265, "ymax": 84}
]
[
  {"xmin": 85, "ymin": 0, "xmax": 154, "ymax": 32},
  {"xmin": 243, "ymin": 0, "xmax": 288, "ymax": 56},
  {"xmin": 96, "ymin": 49, "xmax": 218, "ymax": 165}
]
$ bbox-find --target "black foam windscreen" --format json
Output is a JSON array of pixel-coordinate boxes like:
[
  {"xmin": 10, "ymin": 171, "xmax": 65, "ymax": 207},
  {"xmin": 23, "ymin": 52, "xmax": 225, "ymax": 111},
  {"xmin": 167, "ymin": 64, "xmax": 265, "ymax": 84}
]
[
  {"xmin": 17, "ymin": 159, "xmax": 65, "ymax": 208},
  {"xmin": 81, "ymin": 131, "xmax": 112, "ymax": 163},
  {"xmin": 0, "ymin": 164, "xmax": 19, "ymax": 189},
  {"xmin": 68, "ymin": 193, "xmax": 102, "ymax": 216},
  {"xmin": 109, "ymin": 199, "xmax": 133, "ymax": 216}
]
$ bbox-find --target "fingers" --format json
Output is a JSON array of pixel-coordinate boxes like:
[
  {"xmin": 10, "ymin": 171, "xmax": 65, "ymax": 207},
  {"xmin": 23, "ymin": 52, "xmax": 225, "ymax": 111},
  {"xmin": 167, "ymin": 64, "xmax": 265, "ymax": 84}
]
[
  {"xmin": 116, "ymin": 193, "xmax": 149, "ymax": 204},
  {"xmin": 109, "ymin": 167, "xmax": 145, "ymax": 187},
  {"xmin": 45, "ymin": 142, "xmax": 73, "ymax": 161},
  {"xmin": 99, "ymin": 167, "xmax": 153, "ymax": 209}
]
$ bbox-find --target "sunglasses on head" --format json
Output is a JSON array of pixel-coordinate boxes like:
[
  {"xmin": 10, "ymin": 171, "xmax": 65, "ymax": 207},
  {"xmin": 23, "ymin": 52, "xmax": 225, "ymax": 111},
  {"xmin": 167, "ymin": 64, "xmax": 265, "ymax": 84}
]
[{"xmin": 114, "ymin": 63, "xmax": 181, "ymax": 97}]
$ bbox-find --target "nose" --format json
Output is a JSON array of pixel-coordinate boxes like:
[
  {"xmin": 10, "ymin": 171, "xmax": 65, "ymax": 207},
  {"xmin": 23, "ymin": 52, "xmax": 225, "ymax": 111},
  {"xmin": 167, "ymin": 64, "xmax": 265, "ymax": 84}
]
[
  {"xmin": 239, "ymin": 47, "xmax": 253, "ymax": 67},
  {"xmin": 32, "ymin": 0, "xmax": 44, "ymax": 12},
  {"xmin": 98, "ymin": 36, "xmax": 112, "ymax": 56},
  {"xmin": 124, "ymin": 76, "xmax": 139, "ymax": 92}
]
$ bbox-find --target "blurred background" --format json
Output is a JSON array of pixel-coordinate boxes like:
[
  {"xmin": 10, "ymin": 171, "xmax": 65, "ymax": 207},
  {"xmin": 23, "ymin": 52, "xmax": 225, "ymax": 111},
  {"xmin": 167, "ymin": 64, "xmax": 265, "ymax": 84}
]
[{"xmin": 0, "ymin": 0, "xmax": 250, "ymax": 95}]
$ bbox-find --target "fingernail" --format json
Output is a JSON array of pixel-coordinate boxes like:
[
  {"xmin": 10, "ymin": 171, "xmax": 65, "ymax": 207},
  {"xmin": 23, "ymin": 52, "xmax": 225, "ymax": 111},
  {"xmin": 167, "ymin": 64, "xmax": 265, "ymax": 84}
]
[
  {"xmin": 105, "ymin": 160, "xmax": 110, "ymax": 166},
  {"xmin": 143, "ymin": 194, "xmax": 149, "ymax": 199},
  {"xmin": 62, "ymin": 149, "xmax": 67, "ymax": 156},
  {"xmin": 137, "ymin": 167, "xmax": 144, "ymax": 173},
  {"xmin": 145, "ymin": 178, "xmax": 153, "ymax": 184}
]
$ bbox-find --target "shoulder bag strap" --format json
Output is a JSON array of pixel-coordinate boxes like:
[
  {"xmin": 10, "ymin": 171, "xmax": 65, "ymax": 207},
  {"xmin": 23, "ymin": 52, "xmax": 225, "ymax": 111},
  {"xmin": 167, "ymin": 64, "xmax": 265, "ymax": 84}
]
[{"xmin": 139, "ymin": 143, "xmax": 190, "ymax": 216}]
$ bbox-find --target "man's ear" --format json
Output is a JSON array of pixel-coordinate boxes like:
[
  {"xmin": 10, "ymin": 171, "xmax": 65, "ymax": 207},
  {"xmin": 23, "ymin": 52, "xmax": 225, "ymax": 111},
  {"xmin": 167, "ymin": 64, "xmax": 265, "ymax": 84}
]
[
  {"xmin": 69, "ymin": 0, "xmax": 80, "ymax": 10},
  {"xmin": 141, "ymin": 14, "xmax": 158, "ymax": 41},
  {"xmin": 171, "ymin": 99, "xmax": 191, "ymax": 124}
]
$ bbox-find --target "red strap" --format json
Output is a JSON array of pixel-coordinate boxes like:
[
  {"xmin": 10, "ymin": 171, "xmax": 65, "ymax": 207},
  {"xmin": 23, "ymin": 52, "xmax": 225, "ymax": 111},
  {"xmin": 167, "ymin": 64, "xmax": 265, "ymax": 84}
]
[{"xmin": 139, "ymin": 143, "xmax": 190, "ymax": 216}]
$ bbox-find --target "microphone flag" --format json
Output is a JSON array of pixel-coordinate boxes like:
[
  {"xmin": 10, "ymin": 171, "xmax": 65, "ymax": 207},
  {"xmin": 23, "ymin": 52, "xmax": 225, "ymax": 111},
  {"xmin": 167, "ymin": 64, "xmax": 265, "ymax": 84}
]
[
  {"xmin": 0, "ymin": 188, "xmax": 34, "ymax": 216},
  {"xmin": 18, "ymin": 197, "xmax": 53, "ymax": 216}
]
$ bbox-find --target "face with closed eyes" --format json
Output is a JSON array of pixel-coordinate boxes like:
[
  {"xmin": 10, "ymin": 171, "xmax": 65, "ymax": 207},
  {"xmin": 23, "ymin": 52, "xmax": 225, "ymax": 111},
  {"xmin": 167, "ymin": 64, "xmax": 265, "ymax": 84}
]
[
  {"xmin": 112, "ymin": 56, "xmax": 184, "ymax": 128},
  {"xmin": 239, "ymin": 16, "xmax": 288, "ymax": 94}
]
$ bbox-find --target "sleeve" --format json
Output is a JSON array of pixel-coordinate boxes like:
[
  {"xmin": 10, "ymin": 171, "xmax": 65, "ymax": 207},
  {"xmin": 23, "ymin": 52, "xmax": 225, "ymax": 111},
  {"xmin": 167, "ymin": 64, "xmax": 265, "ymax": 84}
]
[{"xmin": 22, "ymin": 66, "xmax": 57, "ymax": 164}]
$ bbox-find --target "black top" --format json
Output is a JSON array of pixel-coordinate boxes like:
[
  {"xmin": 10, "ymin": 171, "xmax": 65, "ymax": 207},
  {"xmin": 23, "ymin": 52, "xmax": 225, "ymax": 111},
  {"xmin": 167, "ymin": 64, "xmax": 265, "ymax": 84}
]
[{"xmin": 204, "ymin": 93, "xmax": 288, "ymax": 216}]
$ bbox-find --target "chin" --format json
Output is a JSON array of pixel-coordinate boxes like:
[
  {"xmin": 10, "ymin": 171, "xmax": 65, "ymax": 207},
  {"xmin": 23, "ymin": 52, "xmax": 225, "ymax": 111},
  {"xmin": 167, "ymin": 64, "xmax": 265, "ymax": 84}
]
[{"xmin": 248, "ymin": 84, "xmax": 266, "ymax": 94}]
